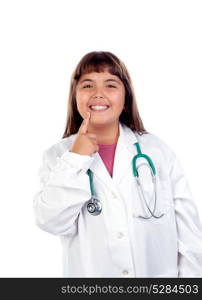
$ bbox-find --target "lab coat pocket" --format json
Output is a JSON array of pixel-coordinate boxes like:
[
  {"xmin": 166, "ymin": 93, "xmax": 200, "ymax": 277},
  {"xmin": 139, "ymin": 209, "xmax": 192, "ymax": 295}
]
[{"xmin": 132, "ymin": 164, "xmax": 173, "ymax": 222}]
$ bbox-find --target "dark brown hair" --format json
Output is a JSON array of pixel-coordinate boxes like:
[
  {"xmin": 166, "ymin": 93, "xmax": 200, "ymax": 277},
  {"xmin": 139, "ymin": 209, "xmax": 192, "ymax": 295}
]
[{"xmin": 62, "ymin": 51, "xmax": 148, "ymax": 138}]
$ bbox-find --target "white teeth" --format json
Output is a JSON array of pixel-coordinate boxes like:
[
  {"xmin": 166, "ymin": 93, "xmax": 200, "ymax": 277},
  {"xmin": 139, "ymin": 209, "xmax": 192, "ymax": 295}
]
[{"xmin": 90, "ymin": 105, "xmax": 109, "ymax": 111}]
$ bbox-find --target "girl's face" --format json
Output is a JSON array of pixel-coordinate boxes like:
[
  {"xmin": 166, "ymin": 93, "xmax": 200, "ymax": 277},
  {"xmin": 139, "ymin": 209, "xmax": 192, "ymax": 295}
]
[{"xmin": 76, "ymin": 70, "xmax": 125, "ymax": 126}]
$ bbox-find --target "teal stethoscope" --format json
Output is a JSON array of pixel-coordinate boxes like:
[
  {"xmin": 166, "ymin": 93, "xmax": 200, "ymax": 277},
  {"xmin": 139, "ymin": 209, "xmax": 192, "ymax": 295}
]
[{"xmin": 86, "ymin": 142, "xmax": 165, "ymax": 219}]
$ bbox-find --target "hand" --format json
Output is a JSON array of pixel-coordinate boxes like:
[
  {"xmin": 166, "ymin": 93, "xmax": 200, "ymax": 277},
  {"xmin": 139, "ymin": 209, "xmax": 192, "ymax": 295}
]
[{"xmin": 69, "ymin": 112, "xmax": 99, "ymax": 155}]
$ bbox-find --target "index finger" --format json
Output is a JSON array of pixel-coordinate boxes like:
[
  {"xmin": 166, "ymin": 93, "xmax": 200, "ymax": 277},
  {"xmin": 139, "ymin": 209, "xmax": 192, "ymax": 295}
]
[{"xmin": 78, "ymin": 111, "xmax": 91, "ymax": 134}]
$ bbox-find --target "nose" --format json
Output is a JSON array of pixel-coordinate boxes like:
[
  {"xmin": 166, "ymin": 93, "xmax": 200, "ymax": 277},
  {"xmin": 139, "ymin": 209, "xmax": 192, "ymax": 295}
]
[
  {"xmin": 93, "ymin": 95, "xmax": 103, "ymax": 99},
  {"xmin": 93, "ymin": 86, "xmax": 104, "ymax": 98}
]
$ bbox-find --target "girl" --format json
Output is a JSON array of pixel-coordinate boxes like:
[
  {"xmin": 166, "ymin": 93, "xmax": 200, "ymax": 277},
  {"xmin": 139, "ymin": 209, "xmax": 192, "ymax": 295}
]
[{"xmin": 33, "ymin": 51, "xmax": 202, "ymax": 277}]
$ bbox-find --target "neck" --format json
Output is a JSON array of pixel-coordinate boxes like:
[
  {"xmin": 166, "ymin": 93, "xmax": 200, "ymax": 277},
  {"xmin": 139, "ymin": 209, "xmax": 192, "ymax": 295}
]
[{"xmin": 88, "ymin": 122, "xmax": 119, "ymax": 145}]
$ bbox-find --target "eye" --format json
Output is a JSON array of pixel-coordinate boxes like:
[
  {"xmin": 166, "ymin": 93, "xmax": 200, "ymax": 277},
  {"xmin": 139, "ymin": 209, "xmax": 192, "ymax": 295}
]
[
  {"xmin": 83, "ymin": 84, "xmax": 92, "ymax": 88},
  {"xmin": 107, "ymin": 85, "xmax": 116, "ymax": 88}
]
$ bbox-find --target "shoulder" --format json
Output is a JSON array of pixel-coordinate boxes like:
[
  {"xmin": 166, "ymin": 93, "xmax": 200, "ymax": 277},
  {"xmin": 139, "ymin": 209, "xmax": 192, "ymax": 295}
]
[
  {"xmin": 122, "ymin": 123, "xmax": 174, "ymax": 155},
  {"xmin": 134, "ymin": 130, "xmax": 176, "ymax": 163},
  {"xmin": 137, "ymin": 131, "xmax": 173, "ymax": 151},
  {"xmin": 134, "ymin": 131, "xmax": 178, "ymax": 179},
  {"xmin": 120, "ymin": 123, "xmax": 176, "ymax": 164},
  {"xmin": 41, "ymin": 134, "xmax": 77, "ymax": 166}
]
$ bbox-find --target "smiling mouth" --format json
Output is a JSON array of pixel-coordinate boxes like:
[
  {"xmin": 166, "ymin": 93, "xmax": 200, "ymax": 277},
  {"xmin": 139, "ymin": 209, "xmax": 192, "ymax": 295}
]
[{"xmin": 89, "ymin": 105, "xmax": 110, "ymax": 112}]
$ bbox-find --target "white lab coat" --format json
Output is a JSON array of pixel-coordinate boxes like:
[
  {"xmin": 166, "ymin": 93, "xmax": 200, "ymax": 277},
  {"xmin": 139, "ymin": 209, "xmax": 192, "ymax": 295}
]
[{"xmin": 33, "ymin": 122, "xmax": 202, "ymax": 277}]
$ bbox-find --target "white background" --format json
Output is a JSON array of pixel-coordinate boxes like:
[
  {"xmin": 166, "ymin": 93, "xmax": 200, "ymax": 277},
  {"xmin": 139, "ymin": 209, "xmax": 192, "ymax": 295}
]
[{"xmin": 0, "ymin": 0, "xmax": 201, "ymax": 277}]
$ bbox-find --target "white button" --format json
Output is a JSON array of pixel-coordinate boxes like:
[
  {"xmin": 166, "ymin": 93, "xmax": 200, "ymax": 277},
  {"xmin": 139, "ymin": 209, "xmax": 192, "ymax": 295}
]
[
  {"xmin": 122, "ymin": 270, "xmax": 129, "ymax": 276},
  {"xmin": 112, "ymin": 192, "xmax": 117, "ymax": 199},
  {"xmin": 117, "ymin": 232, "xmax": 124, "ymax": 239},
  {"xmin": 132, "ymin": 213, "xmax": 136, "ymax": 218}
]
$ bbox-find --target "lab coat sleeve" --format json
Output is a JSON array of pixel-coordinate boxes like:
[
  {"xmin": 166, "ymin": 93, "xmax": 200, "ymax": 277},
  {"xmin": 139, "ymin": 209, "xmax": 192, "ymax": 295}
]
[
  {"xmin": 33, "ymin": 148, "xmax": 94, "ymax": 236},
  {"xmin": 170, "ymin": 154, "xmax": 202, "ymax": 277}
]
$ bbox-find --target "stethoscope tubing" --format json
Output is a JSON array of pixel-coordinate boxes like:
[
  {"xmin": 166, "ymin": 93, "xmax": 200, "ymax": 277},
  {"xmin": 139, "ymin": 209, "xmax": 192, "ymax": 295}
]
[{"xmin": 86, "ymin": 142, "xmax": 164, "ymax": 219}]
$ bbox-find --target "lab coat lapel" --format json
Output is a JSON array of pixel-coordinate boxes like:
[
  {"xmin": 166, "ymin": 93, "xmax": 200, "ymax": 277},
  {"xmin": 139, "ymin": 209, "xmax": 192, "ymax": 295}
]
[
  {"xmin": 112, "ymin": 123, "xmax": 138, "ymax": 185},
  {"xmin": 89, "ymin": 122, "xmax": 138, "ymax": 190},
  {"xmin": 88, "ymin": 151, "xmax": 112, "ymax": 189}
]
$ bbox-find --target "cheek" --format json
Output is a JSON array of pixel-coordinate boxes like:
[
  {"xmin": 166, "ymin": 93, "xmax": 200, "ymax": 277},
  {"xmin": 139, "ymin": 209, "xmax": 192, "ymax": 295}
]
[
  {"xmin": 76, "ymin": 91, "xmax": 88, "ymax": 110},
  {"xmin": 111, "ymin": 93, "xmax": 125, "ymax": 111}
]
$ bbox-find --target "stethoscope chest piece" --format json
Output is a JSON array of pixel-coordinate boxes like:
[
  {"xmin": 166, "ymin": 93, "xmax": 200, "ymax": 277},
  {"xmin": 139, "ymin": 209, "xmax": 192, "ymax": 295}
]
[{"xmin": 87, "ymin": 196, "xmax": 102, "ymax": 216}]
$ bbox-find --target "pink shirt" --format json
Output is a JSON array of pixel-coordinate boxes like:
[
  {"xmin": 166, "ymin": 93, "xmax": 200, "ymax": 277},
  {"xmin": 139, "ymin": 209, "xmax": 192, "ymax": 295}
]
[{"xmin": 98, "ymin": 143, "xmax": 117, "ymax": 177}]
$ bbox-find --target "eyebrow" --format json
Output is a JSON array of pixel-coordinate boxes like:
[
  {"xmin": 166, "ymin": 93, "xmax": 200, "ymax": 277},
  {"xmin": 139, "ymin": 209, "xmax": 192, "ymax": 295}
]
[{"xmin": 79, "ymin": 78, "xmax": 121, "ymax": 85}]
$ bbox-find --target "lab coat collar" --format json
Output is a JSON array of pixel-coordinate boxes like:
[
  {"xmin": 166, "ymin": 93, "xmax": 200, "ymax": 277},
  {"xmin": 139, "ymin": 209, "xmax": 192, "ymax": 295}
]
[
  {"xmin": 118, "ymin": 122, "xmax": 138, "ymax": 154},
  {"xmin": 89, "ymin": 122, "xmax": 138, "ymax": 189}
]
